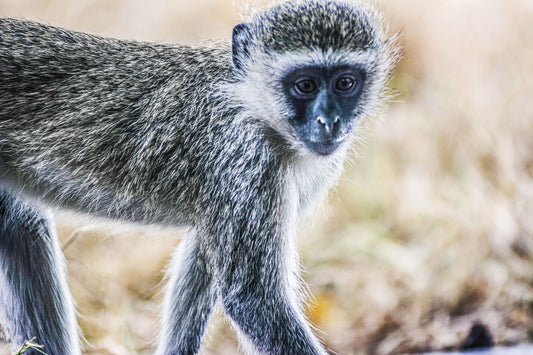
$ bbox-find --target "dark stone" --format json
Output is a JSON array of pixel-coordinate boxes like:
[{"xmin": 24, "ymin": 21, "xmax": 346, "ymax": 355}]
[{"xmin": 460, "ymin": 322, "xmax": 495, "ymax": 351}]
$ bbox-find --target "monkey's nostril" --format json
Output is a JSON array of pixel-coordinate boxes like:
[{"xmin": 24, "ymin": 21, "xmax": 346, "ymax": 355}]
[
  {"xmin": 317, "ymin": 116, "xmax": 341, "ymax": 133},
  {"xmin": 316, "ymin": 116, "xmax": 342, "ymax": 136}
]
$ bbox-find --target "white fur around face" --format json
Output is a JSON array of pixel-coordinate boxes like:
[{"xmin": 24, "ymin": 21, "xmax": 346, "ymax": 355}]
[{"xmin": 228, "ymin": 45, "xmax": 385, "ymax": 159}]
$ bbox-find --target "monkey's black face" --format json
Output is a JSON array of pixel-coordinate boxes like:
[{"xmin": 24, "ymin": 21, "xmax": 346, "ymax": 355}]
[{"xmin": 281, "ymin": 65, "xmax": 365, "ymax": 156}]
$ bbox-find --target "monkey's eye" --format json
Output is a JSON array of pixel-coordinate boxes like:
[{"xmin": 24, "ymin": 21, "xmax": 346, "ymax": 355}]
[
  {"xmin": 295, "ymin": 79, "xmax": 317, "ymax": 95},
  {"xmin": 335, "ymin": 76, "xmax": 355, "ymax": 92}
]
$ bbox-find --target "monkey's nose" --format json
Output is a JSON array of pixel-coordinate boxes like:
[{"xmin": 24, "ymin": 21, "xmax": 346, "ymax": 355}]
[{"xmin": 317, "ymin": 116, "xmax": 340, "ymax": 134}]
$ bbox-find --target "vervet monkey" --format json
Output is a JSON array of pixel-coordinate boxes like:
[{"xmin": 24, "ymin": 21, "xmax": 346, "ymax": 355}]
[{"xmin": 0, "ymin": 0, "xmax": 397, "ymax": 353}]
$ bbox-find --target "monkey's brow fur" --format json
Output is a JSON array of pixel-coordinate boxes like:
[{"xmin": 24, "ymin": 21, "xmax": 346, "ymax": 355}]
[{"xmin": 0, "ymin": 0, "xmax": 397, "ymax": 354}]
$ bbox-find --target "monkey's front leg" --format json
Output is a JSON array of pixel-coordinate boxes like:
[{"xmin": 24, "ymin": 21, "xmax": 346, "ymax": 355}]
[
  {"xmin": 157, "ymin": 231, "xmax": 217, "ymax": 355},
  {"xmin": 215, "ymin": 220, "xmax": 326, "ymax": 355}
]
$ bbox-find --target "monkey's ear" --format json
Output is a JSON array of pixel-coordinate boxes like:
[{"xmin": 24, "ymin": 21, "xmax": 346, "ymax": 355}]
[{"xmin": 232, "ymin": 23, "xmax": 252, "ymax": 72}]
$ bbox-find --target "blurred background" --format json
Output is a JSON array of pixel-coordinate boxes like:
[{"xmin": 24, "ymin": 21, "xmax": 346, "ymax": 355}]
[{"xmin": 1, "ymin": 0, "xmax": 532, "ymax": 354}]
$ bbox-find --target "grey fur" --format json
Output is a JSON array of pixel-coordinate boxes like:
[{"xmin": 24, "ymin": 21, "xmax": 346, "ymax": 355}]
[
  {"xmin": 0, "ymin": 1, "xmax": 397, "ymax": 354},
  {"xmin": 0, "ymin": 188, "xmax": 79, "ymax": 355}
]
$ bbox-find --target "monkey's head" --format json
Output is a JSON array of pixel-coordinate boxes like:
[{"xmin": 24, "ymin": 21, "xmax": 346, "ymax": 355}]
[{"xmin": 231, "ymin": 0, "xmax": 397, "ymax": 157}]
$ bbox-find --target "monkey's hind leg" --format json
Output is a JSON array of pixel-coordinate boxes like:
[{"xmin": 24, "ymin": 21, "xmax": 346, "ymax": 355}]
[
  {"xmin": 0, "ymin": 188, "xmax": 80, "ymax": 355},
  {"xmin": 157, "ymin": 231, "xmax": 217, "ymax": 355}
]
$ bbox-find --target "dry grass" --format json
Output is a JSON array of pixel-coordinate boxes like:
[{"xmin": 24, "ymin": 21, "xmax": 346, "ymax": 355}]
[{"xmin": 1, "ymin": 0, "xmax": 532, "ymax": 354}]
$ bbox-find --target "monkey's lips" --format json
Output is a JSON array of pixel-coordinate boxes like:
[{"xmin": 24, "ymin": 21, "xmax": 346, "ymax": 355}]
[{"xmin": 305, "ymin": 138, "xmax": 343, "ymax": 156}]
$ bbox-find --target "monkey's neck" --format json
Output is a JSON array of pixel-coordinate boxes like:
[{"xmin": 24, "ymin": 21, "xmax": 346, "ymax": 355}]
[{"xmin": 288, "ymin": 149, "xmax": 348, "ymax": 218}]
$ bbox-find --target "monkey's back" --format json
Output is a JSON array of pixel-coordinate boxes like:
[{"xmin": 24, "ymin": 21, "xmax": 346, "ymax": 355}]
[{"xmin": 0, "ymin": 18, "xmax": 243, "ymax": 225}]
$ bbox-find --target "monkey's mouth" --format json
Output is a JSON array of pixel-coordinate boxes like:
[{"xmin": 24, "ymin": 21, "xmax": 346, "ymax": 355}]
[{"xmin": 305, "ymin": 138, "xmax": 343, "ymax": 156}]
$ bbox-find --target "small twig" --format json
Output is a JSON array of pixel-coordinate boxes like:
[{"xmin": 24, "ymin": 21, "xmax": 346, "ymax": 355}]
[
  {"xmin": 61, "ymin": 231, "xmax": 81, "ymax": 251},
  {"xmin": 14, "ymin": 338, "xmax": 47, "ymax": 355}
]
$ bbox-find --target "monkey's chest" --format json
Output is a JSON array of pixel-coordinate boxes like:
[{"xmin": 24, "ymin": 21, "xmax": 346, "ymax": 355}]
[{"xmin": 291, "ymin": 156, "xmax": 344, "ymax": 216}]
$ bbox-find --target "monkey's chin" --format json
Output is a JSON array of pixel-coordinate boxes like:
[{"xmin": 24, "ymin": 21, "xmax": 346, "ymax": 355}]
[{"xmin": 305, "ymin": 139, "xmax": 343, "ymax": 156}]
